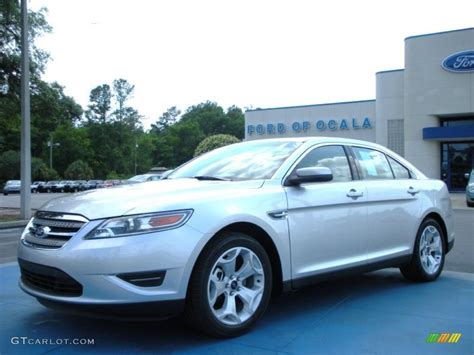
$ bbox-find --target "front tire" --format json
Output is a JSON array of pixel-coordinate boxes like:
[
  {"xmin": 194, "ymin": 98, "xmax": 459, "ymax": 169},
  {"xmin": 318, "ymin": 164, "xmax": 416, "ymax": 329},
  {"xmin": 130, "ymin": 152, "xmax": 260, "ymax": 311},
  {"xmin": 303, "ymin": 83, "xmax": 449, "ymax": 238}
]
[
  {"xmin": 186, "ymin": 232, "xmax": 272, "ymax": 338},
  {"xmin": 400, "ymin": 218, "xmax": 445, "ymax": 282}
]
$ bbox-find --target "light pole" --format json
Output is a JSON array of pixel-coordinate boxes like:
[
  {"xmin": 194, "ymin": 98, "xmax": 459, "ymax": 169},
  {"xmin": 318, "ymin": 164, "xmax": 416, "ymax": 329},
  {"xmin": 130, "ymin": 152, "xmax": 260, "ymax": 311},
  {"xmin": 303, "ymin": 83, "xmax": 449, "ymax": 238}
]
[
  {"xmin": 48, "ymin": 137, "xmax": 60, "ymax": 170},
  {"xmin": 134, "ymin": 140, "xmax": 138, "ymax": 175},
  {"xmin": 20, "ymin": 0, "xmax": 31, "ymax": 219}
]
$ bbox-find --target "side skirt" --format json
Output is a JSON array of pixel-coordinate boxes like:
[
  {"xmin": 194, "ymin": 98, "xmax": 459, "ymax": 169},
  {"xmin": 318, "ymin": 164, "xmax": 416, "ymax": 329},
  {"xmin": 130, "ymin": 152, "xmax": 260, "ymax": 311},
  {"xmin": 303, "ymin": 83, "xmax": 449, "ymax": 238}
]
[{"xmin": 284, "ymin": 255, "xmax": 412, "ymax": 291}]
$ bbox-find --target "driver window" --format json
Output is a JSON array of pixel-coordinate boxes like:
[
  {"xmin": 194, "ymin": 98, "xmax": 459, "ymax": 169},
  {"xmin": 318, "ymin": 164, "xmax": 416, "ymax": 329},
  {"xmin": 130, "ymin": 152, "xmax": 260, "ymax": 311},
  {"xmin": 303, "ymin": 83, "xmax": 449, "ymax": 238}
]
[{"xmin": 296, "ymin": 145, "xmax": 352, "ymax": 182}]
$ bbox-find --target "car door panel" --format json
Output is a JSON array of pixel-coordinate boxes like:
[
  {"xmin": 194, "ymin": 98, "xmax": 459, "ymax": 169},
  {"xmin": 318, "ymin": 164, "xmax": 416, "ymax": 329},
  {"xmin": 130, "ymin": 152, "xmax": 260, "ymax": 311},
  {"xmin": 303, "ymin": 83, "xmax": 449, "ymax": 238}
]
[{"xmin": 285, "ymin": 181, "xmax": 368, "ymax": 279}]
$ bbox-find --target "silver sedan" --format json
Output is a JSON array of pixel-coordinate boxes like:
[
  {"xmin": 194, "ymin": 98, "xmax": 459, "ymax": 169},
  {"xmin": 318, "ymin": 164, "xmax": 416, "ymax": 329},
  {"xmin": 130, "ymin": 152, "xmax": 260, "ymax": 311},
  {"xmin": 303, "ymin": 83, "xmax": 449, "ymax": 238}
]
[{"xmin": 18, "ymin": 137, "xmax": 454, "ymax": 337}]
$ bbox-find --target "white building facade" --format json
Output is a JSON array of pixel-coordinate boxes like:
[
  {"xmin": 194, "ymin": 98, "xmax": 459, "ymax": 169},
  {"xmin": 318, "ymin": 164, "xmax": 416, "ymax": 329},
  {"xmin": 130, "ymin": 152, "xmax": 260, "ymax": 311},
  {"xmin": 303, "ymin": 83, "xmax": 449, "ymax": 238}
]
[{"xmin": 245, "ymin": 28, "xmax": 474, "ymax": 191}]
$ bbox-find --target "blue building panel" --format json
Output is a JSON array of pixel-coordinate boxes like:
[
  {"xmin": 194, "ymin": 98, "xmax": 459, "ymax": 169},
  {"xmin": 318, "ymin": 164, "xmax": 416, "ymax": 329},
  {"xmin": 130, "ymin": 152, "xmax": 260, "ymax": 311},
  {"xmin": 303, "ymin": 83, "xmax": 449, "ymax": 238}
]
[{"xmin": 423, "ymin": 125, "xmax": 474, "ymax": 140}]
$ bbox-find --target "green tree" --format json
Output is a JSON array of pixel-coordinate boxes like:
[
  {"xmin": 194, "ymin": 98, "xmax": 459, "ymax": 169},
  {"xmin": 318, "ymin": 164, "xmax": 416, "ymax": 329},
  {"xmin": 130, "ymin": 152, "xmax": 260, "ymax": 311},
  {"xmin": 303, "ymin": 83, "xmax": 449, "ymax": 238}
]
[
  {"xmin": 64, "ymin": 160, "xmax": 93, "ymax": 180},
  {"xmin": 151, "ymin": 106, "xmax": 180, "ymax": 133},
  {"xmin": 194, "ymin": 134, "xmax": 240, "ymax": 157},
  {"xmin": 51, "ymin": 124, "xmax": 92, "ymax": 176},
  {"xmin": 1, "ymin": 1, "xmax": 54, "ymax": 155},
  {"xmin": 225, "ymin": 105, "xmax": 245, "ymax": 139},
  {"xmin": 0, "ymin": 0, "xmax": 52, "ymax": 82},
  {"xmin": 86, "ymin": 84, "xmax": 111, "ymax": 123},
  {"xmin": 112, "ymin": 78, "xmax": 134, "ymax": 122},
  {"xmin": 180, "ymin": 101, "xmax": 227, "ymax": 136},
  {"xmin": 0, "ymin": 150, "xmax": 20, "ymax": 180}
]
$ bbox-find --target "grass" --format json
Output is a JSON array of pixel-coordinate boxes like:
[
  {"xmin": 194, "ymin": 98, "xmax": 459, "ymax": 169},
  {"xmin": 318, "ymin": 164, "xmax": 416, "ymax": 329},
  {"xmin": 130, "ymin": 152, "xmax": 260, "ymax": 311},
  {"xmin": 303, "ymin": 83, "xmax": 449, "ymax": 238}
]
[{"xmin": 0, "ymin": 215, "xmax": 20, "ymax": 222}]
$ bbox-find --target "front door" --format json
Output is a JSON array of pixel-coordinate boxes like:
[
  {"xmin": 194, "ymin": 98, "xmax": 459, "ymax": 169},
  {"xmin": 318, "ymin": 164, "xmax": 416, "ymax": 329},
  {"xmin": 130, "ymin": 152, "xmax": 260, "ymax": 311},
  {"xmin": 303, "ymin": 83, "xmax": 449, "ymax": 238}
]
[{"xmin": 284, "ymin": 145, "xmax": 368, "ymax": 282}]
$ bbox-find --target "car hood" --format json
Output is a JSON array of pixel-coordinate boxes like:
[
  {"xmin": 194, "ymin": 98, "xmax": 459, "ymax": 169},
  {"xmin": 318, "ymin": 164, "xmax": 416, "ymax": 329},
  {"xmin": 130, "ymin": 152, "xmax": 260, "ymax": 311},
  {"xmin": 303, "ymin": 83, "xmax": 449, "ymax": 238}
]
[{"xmin": 39, "ymin": 178, "xmax": 265, "ymax": 220}]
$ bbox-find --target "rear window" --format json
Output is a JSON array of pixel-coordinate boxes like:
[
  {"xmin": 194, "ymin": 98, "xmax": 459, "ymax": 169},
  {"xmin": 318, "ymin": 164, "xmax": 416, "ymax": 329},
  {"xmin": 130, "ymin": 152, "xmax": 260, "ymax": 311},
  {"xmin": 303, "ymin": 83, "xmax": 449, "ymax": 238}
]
[
  {"xmin": 387, "ymin": 156, "xmax": 410, "ymax": 179},
  {"xmin": 352, "ymin": 147, "xmax": 393, "ymax": 180}
]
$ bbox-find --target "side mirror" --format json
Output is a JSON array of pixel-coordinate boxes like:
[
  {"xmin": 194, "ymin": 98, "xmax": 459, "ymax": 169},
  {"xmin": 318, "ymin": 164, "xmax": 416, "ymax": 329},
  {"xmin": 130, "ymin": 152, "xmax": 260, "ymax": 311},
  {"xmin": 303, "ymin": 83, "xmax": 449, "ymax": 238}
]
[
  {"xmin": 465, "ymin": 173, "xmax": 470, "ymax": 180},
  {"xmin": 285, "ymin": 167, "xmax": 333, "ymax": 186}
]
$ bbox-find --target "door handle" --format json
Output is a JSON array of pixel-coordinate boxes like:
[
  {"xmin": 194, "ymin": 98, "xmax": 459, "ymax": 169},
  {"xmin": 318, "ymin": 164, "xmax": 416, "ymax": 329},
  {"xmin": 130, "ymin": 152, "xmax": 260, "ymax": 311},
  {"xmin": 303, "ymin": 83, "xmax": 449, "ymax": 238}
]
[
  {"xmin": 407, "ymin": 186, "xmax": 420, "ymax": 196},
  {"xmin": 347, "ymin": 189, "xmax": 364, "ymax": 198}
]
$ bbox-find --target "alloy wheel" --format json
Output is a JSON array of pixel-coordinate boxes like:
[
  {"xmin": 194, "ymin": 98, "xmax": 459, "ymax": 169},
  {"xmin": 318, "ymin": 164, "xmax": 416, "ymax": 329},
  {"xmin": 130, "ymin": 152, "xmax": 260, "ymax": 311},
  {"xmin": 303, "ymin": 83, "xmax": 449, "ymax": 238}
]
[
  {"xmin": 207, "ymin": 247, "xmax": 265, "ymax": 326},
  {"xmin": 419, "ymin": 225, "xmax": 443, "ymax": 275}
]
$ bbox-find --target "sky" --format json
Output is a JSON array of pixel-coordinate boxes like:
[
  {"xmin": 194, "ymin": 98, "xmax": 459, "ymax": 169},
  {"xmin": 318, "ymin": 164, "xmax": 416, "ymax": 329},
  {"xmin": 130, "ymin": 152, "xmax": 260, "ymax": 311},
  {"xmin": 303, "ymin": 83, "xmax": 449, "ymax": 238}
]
[{"xmin": 32, "ymin": 0, "xmax": 474, "ymax": 129}]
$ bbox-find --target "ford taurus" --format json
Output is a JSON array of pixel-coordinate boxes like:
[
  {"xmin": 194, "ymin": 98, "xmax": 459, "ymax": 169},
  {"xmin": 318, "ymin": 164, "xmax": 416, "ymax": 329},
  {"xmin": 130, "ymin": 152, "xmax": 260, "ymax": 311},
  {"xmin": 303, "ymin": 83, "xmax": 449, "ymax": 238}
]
[{"xmin": 18, "ymin": 137, "xmax": 454, "ymax": 337}]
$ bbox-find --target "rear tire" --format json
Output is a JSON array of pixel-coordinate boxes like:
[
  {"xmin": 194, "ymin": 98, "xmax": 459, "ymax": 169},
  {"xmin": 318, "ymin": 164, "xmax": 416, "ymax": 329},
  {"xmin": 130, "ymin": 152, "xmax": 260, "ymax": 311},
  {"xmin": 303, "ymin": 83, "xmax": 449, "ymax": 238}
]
[
  {"xmin": 185, "ymin": 232, "xmax": 272, "ymax": 338},
  {"xmin": 400, "ymin": 218, "xmax": 445, "ymax": 282}
]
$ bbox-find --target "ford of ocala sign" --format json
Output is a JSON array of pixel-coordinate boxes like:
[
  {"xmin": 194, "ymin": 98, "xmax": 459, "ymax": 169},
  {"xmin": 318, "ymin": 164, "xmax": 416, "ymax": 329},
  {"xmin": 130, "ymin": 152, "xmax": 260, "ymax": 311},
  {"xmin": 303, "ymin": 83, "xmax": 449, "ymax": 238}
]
[
  {"xmin": 247, "ymin": 117, "xmax": 372, "ymax": 136},
  {"xmin": 442, "ymin": 50, "xmax": 474, "ymax": 73}
]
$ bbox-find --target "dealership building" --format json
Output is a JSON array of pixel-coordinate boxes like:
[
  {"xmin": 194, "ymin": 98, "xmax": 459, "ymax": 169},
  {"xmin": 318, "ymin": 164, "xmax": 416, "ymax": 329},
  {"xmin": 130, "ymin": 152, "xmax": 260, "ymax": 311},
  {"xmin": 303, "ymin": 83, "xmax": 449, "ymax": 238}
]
[{"xmin": 245, "ymin": 28, "xmax": 474, "ymax": 191}]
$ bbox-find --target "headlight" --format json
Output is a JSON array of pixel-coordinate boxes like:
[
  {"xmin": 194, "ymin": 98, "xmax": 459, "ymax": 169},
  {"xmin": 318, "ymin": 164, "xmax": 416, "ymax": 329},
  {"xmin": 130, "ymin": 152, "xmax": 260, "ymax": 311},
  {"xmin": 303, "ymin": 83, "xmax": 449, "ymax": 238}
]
[
  {"xmin": 468, "ymin": 185, "xmax": 474, "ymax": 193},
  {"xmin": 86, "ymin": 209, "xmax": 193, "ymax": 239}
]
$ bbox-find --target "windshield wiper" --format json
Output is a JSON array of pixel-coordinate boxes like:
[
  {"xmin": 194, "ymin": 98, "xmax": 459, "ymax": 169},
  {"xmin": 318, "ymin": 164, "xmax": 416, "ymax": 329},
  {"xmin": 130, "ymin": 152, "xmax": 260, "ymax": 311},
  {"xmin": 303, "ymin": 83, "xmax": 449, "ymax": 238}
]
[{"xmin": 193, "ymin": 175, "xmax": 231, "ymax": 181}]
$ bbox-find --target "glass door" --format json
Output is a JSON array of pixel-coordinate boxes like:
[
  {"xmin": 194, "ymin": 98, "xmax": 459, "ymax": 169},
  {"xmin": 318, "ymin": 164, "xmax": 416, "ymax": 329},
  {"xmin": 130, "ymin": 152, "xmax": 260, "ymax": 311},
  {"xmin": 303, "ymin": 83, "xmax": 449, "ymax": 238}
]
[{"xmin": 441, "ymin": 142, "xmax": 474, "ymax": 191}]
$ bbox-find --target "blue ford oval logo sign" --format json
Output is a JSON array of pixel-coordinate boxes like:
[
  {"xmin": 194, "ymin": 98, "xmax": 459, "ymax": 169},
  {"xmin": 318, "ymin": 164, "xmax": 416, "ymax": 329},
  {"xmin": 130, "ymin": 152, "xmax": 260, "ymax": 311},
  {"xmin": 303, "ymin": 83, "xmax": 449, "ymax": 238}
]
[{"xmin": 442, "ymin": 50, "xmax": 474, "ymax": 73}]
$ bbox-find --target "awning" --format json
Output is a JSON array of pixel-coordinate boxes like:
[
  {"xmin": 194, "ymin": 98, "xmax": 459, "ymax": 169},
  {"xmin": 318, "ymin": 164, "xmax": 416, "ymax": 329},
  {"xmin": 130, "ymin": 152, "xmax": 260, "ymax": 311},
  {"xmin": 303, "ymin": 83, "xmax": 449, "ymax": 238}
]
[{"xmin": 423, "ymin": 125, "xmax": 474, "ymax": 141}]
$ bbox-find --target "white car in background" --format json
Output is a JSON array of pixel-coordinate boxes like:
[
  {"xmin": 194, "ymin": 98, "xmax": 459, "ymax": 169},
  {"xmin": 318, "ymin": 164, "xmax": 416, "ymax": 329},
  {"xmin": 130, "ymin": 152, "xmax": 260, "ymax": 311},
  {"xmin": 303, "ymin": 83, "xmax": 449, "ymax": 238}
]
[{"xmin": 18, "ymin": 137, "xmax": 454, "ymax": 337}]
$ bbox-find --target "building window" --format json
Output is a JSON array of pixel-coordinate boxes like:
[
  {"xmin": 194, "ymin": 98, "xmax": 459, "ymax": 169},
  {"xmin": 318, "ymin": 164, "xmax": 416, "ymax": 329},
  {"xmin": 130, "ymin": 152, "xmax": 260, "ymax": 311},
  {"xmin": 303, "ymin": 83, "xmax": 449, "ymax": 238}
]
[
  {"xmin": 387, "ymin": 119, "xmax": 404, "ymax": 157},
  {"xmin": 441, "ymin": 117, "xmax": 474, "ymax": 127}
]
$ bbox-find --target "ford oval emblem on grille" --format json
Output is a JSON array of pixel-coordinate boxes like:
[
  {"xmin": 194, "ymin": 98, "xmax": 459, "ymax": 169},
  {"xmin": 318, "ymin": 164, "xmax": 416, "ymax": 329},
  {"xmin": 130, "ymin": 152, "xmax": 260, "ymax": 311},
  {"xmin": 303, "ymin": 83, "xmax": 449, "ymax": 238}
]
[{"xmin": 34, "ymin": 226, "xmax": 51, "ymax": 239}]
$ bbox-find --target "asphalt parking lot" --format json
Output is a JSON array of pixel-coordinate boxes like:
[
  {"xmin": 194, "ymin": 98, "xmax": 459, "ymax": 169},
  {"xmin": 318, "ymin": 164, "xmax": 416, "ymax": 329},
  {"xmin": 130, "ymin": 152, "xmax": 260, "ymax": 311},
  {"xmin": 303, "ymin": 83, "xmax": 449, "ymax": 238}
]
[
  {"xmin": 0, "ymin": 194, "xmax": 472, "ymax": 354},
  {"xmin": 0, "ymin": 265, "xmax": 472, "ymax": 354}
]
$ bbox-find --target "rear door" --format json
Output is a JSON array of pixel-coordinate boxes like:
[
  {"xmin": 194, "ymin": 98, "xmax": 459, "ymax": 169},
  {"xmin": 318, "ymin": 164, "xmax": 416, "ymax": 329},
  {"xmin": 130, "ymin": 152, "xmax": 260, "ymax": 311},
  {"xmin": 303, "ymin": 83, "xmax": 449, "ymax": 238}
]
[
  {"xmin": 284, "ymin": 144, "xmax": 368, "ymax": 283},
  {"xmin": 350, "ymin": 146, "xmax": 422, "ymax": 262}
]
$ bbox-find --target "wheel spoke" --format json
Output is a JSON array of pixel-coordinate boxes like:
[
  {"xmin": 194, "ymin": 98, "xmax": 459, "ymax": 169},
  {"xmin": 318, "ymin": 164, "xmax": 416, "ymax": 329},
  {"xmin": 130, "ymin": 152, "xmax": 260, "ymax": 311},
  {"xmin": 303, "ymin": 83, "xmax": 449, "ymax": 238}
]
[
  {"xmin": 237, "ymin": 286, "xmax": 262, "ymax": 312},
  {"xmin": 219, "ymin": 248, "xmax": 240, "ymax": 276},
  {"xmin": 430, "ymin": 238, "xmax": 441, "ymax": 252},
  {"xmin": 236, "ymin": 254, "xmax": 257, "ymax": 280},
  {"xmin": 216, "ymin": 294, "xmax": 239, "ymax": 323},
  {"xmin": 209, "ymin": 273, "xmax": 226, "ymax": 306},
  {"xmin": 428, "ymin": 255, "xmax": 437, "ymax": 271},
  {"xmin": 421, "ymin": 253, "xmax": 428, "ymax": 267}
]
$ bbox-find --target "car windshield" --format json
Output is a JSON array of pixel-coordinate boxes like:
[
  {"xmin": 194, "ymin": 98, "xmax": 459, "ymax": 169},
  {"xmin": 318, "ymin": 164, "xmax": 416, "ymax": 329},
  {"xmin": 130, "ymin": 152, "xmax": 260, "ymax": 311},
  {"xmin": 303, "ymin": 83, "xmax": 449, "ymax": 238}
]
[
  {"xmin": 168, "ymin": 140, "xmax": 302, "ymax": 181},
  {"xmin": 128, "ymin": 175, "xmax": 150, "ymax": 182},
  {"xmin": 6, "ymin": 180, "xmax": 20, "ymax": 185}
]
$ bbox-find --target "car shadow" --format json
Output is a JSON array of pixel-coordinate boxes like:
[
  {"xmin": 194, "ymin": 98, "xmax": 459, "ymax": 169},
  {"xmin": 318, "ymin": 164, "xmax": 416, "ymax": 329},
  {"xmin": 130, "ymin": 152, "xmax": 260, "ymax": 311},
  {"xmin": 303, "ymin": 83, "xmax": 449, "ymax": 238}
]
[{"xmin": 6, "ymin": 269, "xmax": 416, "ymax": 353}]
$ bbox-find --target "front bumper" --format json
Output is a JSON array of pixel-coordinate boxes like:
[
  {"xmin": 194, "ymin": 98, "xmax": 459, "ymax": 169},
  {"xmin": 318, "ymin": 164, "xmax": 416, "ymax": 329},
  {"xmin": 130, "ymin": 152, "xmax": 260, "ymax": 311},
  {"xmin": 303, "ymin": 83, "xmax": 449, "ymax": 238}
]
[
  {"xmin": 466, "ymin": 191, "xmax": 474, "ymax": 203},
  {"xmin": 18, "ymin": 220, "xmax": 207, "ymax": 308}
]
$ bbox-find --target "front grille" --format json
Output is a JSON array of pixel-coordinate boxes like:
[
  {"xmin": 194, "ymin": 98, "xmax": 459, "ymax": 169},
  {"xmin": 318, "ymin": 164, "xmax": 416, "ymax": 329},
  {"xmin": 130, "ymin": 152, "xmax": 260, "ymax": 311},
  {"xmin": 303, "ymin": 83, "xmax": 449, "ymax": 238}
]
[
  {"xmin": 19, "ymin": 258, "xmax": 83, "ymax": 297},
  {"xmin": 23, "ymin": 212, "xmax": 88, "ymax": 249}
]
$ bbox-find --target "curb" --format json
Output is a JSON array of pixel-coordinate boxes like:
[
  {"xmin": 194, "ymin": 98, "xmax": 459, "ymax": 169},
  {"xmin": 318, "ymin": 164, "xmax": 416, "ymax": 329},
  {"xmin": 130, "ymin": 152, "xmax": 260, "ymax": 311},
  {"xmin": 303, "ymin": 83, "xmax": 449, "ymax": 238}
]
[{"xmin": 0, "ymin": 220, "xmax": 29, "ymax": 230}]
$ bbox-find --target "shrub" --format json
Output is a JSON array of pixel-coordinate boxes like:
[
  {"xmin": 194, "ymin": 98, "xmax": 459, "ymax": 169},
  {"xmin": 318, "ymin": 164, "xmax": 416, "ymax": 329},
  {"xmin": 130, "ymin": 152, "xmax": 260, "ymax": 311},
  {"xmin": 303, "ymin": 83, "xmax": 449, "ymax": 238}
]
[
  {"xmin": 194, "ymin": 134, "xmax": 240, "ymax": 157},
  {"xmin": 64, "ymin": 160, "xmax": 93, "ymax": 180}
]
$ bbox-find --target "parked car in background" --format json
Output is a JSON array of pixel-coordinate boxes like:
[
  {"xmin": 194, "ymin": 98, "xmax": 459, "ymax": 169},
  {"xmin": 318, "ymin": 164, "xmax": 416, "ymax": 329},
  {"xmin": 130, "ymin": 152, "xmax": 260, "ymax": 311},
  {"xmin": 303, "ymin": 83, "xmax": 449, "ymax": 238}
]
[
  {"xmin": 31, "ymin": 181, "xmax": 45, "ymax": 193},
  {"xmin": 38, "ymin": 181, "xmax": 58, "ymax": 193},
  {"xmin": 3, "ymin": 180, "xmax": 21, "ymax": 195},
  {"xmin": 466, "ymin": 169, "xmax": 474, "ymax": 207},
  {"xmin": 64, "ymin": 180, "xmax": 87, "ymax": 193},
  {"xmin": 18, "ymin": 138, "xmax": 454, "ymax": 337},
  {"xmin": 79, "ymin": 180, "xmax": 103, "ymax": 191},
  {"xmin": 126, "ymin": 174, "xmax": 163, "ymax": 184},
  {"xmin": 51, "ymin": 180, "xmax": 71, "ymax": 193},
  {"xmin": 99, "ymin": 180, "xmax": 121, "ymax": 188}
]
